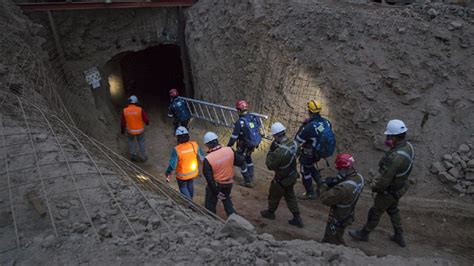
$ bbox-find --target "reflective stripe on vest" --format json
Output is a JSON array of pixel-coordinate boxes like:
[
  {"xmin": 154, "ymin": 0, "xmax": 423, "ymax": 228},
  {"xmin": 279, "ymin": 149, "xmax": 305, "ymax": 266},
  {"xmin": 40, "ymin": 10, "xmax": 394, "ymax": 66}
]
[
  {"xmin": 176, "ymin": 141, "xmax": 199, "ymax": 180},
  {"xmin": 124, "ymin": 105, "xmax": 144, "ymax": 135},
  {"xmin": 336, "ymin": 174, "xmax": 365, "ymax": 209},
  {"xmin": 395, "ymin": 142, "xmax": 415, "ymax": 178},
  {"xmin": 206, "ymin": 147, "xmax": 234, "ymax": 184},
  {"xmin": 277, "ymin": 140, "xmax": 298, "ymax": 170}
]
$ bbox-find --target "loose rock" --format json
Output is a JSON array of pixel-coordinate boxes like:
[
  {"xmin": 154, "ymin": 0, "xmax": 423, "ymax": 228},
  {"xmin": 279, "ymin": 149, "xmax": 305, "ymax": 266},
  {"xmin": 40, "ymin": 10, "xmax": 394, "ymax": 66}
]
[
  {"xmin": 438, "ymin": 172, "xmax": 457, "ymax": 184},
  {"xmin": 458, "ymin": 144, "xmax": 470, "ymax": 154},
  {"xmin": 221, "ymin": 214, "xmax": 256, "ymax": 242}
]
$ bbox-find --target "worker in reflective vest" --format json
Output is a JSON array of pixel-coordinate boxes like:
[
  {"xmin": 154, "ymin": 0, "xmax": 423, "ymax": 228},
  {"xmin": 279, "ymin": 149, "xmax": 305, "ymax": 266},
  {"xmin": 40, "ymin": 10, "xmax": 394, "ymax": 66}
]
[
  {"xmin": 203, "ymin": 132, "xmax": 245, "ymax": 217},
  {"xmin": 165, "ymin": 126, "xmax": 205, "ymax": 200},
  {"xmin": 121, "ymin": 95, "xmax": 149, "ymax": 162}
]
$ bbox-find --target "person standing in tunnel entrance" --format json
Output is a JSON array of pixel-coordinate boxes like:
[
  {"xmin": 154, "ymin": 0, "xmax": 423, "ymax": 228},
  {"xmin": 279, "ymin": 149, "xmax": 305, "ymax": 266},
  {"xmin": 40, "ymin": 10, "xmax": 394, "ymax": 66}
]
[
  {"xmin": 121, "ymin": 95, "xmax": 149, "ymax": 162},
  {"xmin": 295, "ymin": 100, "xmax": 336, "ymax": 200},
  {"xmin": 260, "ymin": 122, "xmax": 304, "ymax": 228},
  {"xmin": 320, "ymin": 153, "xmax": 364, "ymax": 246},
  {"xmin": 165, "ymin": 126, "xmax": 205, "ymax": 200},
  {"xmin": 168, "ymin": 88, "xmax": 192, "ymax": 130},
  {"xmin": 227, "ymin": 100, "xmax": 263, "ymax": 188},
  {"xmin": 203, "ymin": 132, "xmax": 246, "ymax": 217},
  {"xmin": 349, "ymin": 119, "xmax": 414, "ymax": 248}
]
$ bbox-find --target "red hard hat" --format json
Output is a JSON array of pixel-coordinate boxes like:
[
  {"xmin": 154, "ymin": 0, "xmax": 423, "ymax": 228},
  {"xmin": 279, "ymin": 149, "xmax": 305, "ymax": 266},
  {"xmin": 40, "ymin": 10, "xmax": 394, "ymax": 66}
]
[
  {"xmin": 236, "ymin": 100, "xmax": 248, "ymax": 111},
  {"xmin": 335, "ymin": 153, "xmax": 355, "ymax": 170},
  {"xmin": 169, "ymin": 88, "xmax": 178, "ymax": 97}
]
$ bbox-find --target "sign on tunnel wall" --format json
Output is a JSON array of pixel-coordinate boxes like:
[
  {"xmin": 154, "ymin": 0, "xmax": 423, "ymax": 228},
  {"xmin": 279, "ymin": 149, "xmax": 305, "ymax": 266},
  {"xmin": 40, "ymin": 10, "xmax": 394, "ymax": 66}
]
[{"xmin": 84, "ymin": 67, "xmax": 102, "ymax": 89}]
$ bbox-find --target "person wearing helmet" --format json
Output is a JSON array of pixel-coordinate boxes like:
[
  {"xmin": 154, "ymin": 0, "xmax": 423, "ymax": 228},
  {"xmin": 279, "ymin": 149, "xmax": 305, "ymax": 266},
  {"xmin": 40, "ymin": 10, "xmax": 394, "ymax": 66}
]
[
  {"xmin": 164, "ymin": 126, "xmax": 205, "ymax": 200},
  {"xmin": 227, "ymin": 100, "xmax": 263, "ymax": 188},
  {"xmin": 121, "ymin": 95, "xmax": 150, "ymax": 162},
  {"xmin": 168, "ymin": 88, "xmax": 192, "ymax": 130},
  {"xmin": 320, "ymin": 153, "xmax": 364, "ymax": 245},
  {"xmin": 295, "ymin": 100, "xmax": 336, "ymax": 200},
  {"xmin": 349, "ymin": 119, "xmax": 414, "ymax": 248},
  {"xmin": 260, "ymin": 122, "xmax": 303, "ymax": 228},
  {"xmin": 202, "ymin": 132, "xmax": 246, "ymax": 217}
]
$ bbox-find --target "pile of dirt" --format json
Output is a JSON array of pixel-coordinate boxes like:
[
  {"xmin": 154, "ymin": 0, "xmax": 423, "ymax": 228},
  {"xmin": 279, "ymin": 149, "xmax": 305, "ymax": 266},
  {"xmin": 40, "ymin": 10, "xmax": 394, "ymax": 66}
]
[
  {"xmin": 185, "ymin": 0, "xmax": 474, "ymax": 199},
  {"xmin": 431, "ymin": 141, "xmax": 474, "ymax": 195}
]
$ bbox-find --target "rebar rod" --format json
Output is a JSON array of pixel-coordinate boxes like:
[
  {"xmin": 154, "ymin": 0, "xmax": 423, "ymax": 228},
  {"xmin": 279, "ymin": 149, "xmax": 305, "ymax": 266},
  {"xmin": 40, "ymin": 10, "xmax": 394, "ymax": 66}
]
[{"xmin": 16, "ymin": 96, "xmax": 58, "ymax": 237}]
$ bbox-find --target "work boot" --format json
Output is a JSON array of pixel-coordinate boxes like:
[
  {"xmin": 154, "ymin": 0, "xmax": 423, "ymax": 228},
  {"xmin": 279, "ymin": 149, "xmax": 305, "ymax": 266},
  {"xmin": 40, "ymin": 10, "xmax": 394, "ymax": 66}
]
[
  {"xmin": 243, "ymin": 181, "xmax": 254, "ymax": 188},
  {"xmin": 130, "ymin": 154, "xmax": 139, "ymax": 162},
  {"xmin": 139, "ymin": 155, "xmax": 148, "ymax": 162},
  {"xmin": 300, "ymin": 192, "xmax": 316, "ymax": 200},
  {"xmin": 349, "ymin": 228, "xmax": 370, "ymax": 242},
  {"xmin": 288, "ymin": 214, "xmax": 304, "ymax": 228},
  {"xmin": 260, "ymin": 210, "xmax": 275, "ymax": 220},
  {"xmin": 390, "ymin": 228, "xmax": 406, "ymax": 248}
]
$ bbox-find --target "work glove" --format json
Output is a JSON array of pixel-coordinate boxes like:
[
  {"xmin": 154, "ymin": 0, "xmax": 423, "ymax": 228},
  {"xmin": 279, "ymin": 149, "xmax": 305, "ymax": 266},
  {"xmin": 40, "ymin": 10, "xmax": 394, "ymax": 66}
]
[
  {"xmin": 165, "ymin": 173, "xmax": 171, "ymax": 183},
  {"xmin": 324, "ymin": 176, "xmax": 342, "ymax": 188},
  {"xmin": 167, "ymin": 113, "xmax": 173, "ymax": 118},
  {"xmin": 217, "ymin": 192, "xmax": 226, "ymax": 201},
  {"xmin": 121, "ymin": 128, "xmax": 125, "ymax": 135}
]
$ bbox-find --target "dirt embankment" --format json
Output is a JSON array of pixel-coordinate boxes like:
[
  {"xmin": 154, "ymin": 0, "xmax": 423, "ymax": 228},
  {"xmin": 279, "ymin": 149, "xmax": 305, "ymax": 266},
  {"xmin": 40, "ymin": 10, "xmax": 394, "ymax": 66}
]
[{"xmin": 185, "ymin": 0, "xmax": 474, "ymax": 199}]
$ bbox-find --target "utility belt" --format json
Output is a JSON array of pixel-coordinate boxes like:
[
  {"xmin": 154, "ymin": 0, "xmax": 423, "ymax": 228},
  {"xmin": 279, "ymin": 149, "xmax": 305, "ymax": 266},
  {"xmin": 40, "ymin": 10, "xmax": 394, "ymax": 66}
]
[{"xmin": 274, "ymin": 170, "xmax": 298, "ymax": 187}]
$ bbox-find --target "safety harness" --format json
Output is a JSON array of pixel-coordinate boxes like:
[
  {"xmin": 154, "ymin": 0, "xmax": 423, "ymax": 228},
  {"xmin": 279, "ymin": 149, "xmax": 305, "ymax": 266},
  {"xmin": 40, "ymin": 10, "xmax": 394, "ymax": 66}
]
[
  {"xmin": 329, "ymin": 174, "xmax": 365, "ymax": 235},
  {"xmin": 276, "ymin": 140, "xmax": 298, "ymax": 170},
  {"xmin": 395, "ymin": 141, "xmax": 415, "ymax": 178}
]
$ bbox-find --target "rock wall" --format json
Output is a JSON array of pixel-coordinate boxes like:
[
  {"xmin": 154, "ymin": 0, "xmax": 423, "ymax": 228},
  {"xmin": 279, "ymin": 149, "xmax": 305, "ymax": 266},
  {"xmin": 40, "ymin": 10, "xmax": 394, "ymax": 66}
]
[{"xmin": 185, "ymin": 0, "xmax": 474, "ymax": 197}]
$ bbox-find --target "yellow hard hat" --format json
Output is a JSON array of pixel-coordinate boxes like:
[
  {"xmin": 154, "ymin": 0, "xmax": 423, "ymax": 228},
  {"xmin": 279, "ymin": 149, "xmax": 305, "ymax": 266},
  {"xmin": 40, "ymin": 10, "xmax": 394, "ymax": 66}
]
[{"xmin": 307, "ymin": 100, "xmax": 322, "ymax": 114}]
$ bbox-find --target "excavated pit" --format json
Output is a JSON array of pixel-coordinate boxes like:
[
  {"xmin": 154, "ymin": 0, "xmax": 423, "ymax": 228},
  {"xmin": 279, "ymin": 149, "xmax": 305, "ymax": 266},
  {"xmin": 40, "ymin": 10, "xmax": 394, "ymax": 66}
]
[{"xmin": 1, "ymin": 0, "xmax": 474, "ymax": 264}]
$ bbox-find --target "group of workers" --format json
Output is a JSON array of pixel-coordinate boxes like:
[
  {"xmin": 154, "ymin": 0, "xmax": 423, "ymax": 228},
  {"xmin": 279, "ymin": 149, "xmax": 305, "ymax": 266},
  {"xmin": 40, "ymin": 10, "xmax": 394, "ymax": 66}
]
[{"xmin": 121, "ymin": 89, "xmax": 415, "ymax": 248}]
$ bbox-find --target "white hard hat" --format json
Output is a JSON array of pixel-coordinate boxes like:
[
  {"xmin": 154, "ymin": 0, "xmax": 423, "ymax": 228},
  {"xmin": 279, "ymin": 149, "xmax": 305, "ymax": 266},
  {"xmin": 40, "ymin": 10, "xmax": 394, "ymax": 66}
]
[
  {"xmin": 128, "ymin": 95, "xmax": 138, "ymax": 104},
  {"xmin": 175, "ymin": 126, "xmax": 188, "ymax": 136},
  {"xmin": 384, "ymin": 119, "xmax": 408, "ymax": 135},
  {"xmin": 203, "ymin": 132, "xmax": 218, "ymax": 144},
  {"xmin": 270, "ymin": 122, "xmax": 286, "ymax": 136}
]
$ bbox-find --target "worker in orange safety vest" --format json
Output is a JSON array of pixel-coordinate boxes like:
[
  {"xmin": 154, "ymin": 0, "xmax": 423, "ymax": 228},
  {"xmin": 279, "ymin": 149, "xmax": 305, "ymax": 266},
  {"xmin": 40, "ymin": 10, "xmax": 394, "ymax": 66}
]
[
  {"xmin": 202, "ymin": 132, "xmax": 246, "ymax": 217},
  {"xmin": 121, "ymin": 95, "xmax": 149, "ymax": 162},
  {"xmin": 165, "ymin": 126, "xmax": 205, "ymax": 200}
]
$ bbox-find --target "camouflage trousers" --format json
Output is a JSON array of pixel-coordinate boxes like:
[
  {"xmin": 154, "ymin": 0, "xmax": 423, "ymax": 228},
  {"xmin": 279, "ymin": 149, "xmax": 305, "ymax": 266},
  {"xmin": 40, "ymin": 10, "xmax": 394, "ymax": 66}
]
[{"xmin": 364, "ymin": 193, "xmax": 402, "ymax": 232}]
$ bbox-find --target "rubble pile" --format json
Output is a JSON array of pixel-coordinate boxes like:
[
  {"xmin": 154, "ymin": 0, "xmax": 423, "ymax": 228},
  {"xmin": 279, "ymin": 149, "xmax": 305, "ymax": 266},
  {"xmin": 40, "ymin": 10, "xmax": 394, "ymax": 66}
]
[{"xmin": 431, "ymin": 142, "xmax": 474, "ymax": 195}]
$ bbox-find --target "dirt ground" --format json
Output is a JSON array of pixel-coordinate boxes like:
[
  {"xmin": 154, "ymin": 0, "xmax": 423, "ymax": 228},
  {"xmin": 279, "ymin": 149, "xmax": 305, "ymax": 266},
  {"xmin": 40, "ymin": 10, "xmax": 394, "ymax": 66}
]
[{"xmin": 125, "ymin": 103, "xmax": 474, "ymax": 265}]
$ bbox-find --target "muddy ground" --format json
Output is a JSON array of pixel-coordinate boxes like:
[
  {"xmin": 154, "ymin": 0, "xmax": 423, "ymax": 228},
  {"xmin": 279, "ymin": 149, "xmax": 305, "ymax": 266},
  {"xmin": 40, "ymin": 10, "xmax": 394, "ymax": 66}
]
[{"xmin": 129, "ymin": 103, "xmax": 474, "ymax": 265}]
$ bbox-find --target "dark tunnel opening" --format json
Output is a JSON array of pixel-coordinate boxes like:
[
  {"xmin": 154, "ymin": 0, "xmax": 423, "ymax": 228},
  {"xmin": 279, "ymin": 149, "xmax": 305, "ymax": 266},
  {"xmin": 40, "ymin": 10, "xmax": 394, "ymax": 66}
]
[{"xmin": 118, "ymin": 44, "xmax": 187, "ymax": 111}]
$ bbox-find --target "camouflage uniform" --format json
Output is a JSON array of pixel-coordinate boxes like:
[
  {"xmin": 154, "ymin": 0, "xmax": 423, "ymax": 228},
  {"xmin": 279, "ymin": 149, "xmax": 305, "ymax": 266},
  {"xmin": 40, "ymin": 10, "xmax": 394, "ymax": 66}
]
[
  {"xmin": 265, "ymin": 138, "xmax": 301, "ymax": 215},
  {"xmin": 363, "ymin": 141, "xmax": 414, "ymax": 234},
  {"xmin": 321, "ymin": 172, "xmax": 364, "ymax": 245}
]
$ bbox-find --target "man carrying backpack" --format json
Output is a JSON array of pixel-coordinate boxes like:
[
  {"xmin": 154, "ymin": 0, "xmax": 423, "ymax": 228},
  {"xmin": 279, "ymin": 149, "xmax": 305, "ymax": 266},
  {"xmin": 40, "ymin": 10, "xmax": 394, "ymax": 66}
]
[
  {"xmin": 168, "ymin": 88, "xmax": 192, "ymax": 130},
  {"xmin": 227, "ymin": 100, "xmax": 263, "ymax": 188},
  {"xmin": 295, "ymin": 100, "xmax": 336, "ymax": 199}
]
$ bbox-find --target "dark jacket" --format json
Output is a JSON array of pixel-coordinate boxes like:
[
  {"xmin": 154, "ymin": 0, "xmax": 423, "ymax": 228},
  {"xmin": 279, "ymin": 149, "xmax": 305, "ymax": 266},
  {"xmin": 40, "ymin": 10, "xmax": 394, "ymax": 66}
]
[
  {"xmin": 266, "ymin": 137, "xmax": 300, "ymax": 181},
  {"xmin": 321, "ymin": 172, "xmax": 364, "ymax": 224},
  {"xmin": 373, "ymin": 141, "xmax": 414, "ymax": 197}
]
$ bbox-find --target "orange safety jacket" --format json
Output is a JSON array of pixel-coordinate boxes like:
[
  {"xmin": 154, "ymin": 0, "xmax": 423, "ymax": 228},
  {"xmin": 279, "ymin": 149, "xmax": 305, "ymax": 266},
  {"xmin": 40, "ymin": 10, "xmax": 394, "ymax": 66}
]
[
  {"xmin": 123, "ymin": 104, "xmax": 145, "ymax": 135},
  {"xmin": 206, "ymin": 146, "xmax": 235, "ymax": 184},
  {"xmin": 176, "ymin": 141, "xmax": 199, "ymax": 180}
]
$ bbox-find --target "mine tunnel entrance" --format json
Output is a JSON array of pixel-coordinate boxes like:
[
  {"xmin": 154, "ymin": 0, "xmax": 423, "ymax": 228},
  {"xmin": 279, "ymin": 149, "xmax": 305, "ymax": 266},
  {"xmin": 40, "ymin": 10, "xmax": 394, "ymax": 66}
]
[{"xmin": 107, "ymin": 44, "xmax": 188, "ymax": 118}]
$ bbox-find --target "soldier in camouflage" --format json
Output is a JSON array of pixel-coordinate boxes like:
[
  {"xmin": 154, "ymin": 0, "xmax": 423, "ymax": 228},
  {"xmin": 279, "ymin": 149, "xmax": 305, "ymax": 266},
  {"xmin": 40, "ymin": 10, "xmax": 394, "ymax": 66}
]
[
  {"xmin": 261, "ymin": 122, "xmax": 304, "ymax": 228},
  {"xmin": 320, "ymin": 153, "xmax": 364, "ymax": 245},
  {"xmin": 349, "ymin": 119, "xmax": 414, "ymax": 248}
]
